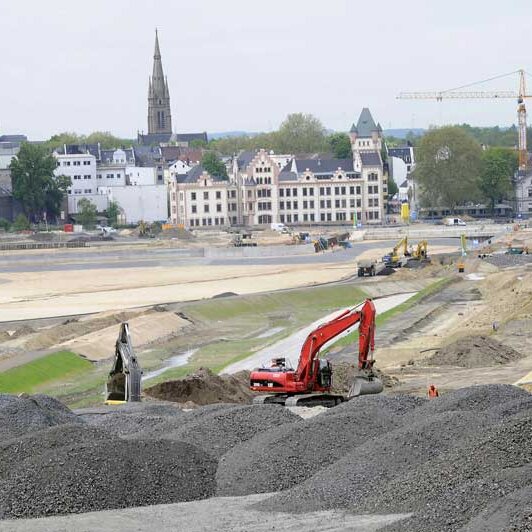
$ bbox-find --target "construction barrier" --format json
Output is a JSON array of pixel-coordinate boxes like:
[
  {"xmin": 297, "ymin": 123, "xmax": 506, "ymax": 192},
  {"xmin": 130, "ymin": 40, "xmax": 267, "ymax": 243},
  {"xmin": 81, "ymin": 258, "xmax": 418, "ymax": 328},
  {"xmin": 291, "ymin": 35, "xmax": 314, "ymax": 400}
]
[{"xmin": 0, "ymin": 241, "xmax": 88, "ymax": 251}]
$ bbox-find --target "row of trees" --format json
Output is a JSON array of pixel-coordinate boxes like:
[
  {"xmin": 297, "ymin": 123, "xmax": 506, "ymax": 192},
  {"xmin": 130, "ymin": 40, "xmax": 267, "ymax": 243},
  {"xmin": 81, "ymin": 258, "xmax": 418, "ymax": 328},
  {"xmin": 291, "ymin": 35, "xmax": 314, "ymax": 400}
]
[
  {"xmin": 414, "ymin": 126, "xmax": 518, "ymax": 213},
  {"xmin": 207, "ymin": 113, "xmax": 352, "ymax": 158}
]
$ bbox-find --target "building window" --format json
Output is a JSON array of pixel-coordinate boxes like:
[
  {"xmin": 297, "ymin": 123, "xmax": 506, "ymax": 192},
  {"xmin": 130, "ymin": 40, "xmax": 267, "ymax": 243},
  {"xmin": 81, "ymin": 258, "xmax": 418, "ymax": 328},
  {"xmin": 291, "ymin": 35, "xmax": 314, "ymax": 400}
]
[
  {"xmin": 203, "ymin": 191, "xmax": 209, "ymax": 200},
  {"xmin": 216, "ymin": 191, "xmax": 221, "ymax": 199},
  {"xmin": 216, "ymin": 204, "xmax": 222, "ymax": 212},
  {"xmin": 310, "ymin": 214, "xmax": 315, "ymax": 221},
  {"xmin": 341, "ymin": 186, "xmax": 346, "ymax": 195},
  {"xmin": 84, "ymin": 175, "xmax": 91, "ymax": 180},
  {"xmin": 303, "ymin": 201, "xmax": 308, "ymax": 209},
  {"xmin": 286, "ymin": 188, "xmax": 291, "ymax": 197},
  {"xmin": 280, "ymin": 188, "xmax": 284, "ymax": 197},
  {"xmin": 319, "ymin": 187, "xmax": 325, "ymax": 195},
  {"xmin": 204, "ymin": 204, "xmax": 210, "ymax": 213},
  {"xmin": 191, "ymin": 192, "xmax": 196, "ymax": 201},
  {"xmin": 292, "ymin": 188, "xmax": 297, "ymax": 196},
  {"xmin": 326, "ymin": 200, "xmax": 331, "ymax": 208},
  {"xmin": 335, "ymin": 187, "xmax": 340, "ymax": 195},
  {"xmin": 64, "ymin": 161, "xmax": 71, "ymax": 166},
  {"xmin": 192, "ymin": 205, "xmax": 197, "ymax": 214},
  {"xmin": 303, "ymin": 188, "xmax": 307, "ymax": 196},
  {"xmin": 320, "ymin": 200, "xmax": 325, "ymax": 209},
  {"xmin": 97, "ymin": 174, "xmax": 102, "ymax": 179},
  {"xmin": 83, "ymin": 160, "xmax": 91, "ymax": 166},
  {"xmin": 280, "ymin": 201, "xmax": 285, "ymax": 210},
  {"xmin": 286, "ymin": 201, "xmax": 291, "ymax": 210},
  {"xmin": 310, "ymin": 201, "xmax": 314, "ymax": 208},
  {"xmin": 280, "ymin": 215, "xmax": 285, "ymax": 223},
  {"xmin": 327, "ymin": 213, "xmax": 332, "ymax": 221},
  {"xmin": 293, "ymin": 201, "xmax": 298, "ymax": 209},
  {"xmin": 335, "ymin": 200, "xmax": 340, "ymax": 208},
  {"xmin": 309, "ymin": 188, "xmax": 314, "ymax": 196},
  {"xmin": 294, "ymin": 214, "xmax": 299, "ymax": 222},
  {"xmin": 320, "ymin": 213, "xmax": 325, "ymax": 222},
  {"xmin": 326, "ymin": 187, "xmax": 331, "ymax": 195}
]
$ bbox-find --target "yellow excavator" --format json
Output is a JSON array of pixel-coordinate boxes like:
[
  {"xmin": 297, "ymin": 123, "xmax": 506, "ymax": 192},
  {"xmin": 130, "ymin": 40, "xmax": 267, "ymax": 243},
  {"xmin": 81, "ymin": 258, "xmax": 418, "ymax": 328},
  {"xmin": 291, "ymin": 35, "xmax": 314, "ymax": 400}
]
[
  {"xmin": 383, "ymin": 236, "xmax": 410, "ymax": 267},
  {"xmin": 412, "ymin": 240, "xmax": 429, "ymax": 261},
  {"xmin": 457, "ymin": 234, "xmax": 467, "ymax": 273}
]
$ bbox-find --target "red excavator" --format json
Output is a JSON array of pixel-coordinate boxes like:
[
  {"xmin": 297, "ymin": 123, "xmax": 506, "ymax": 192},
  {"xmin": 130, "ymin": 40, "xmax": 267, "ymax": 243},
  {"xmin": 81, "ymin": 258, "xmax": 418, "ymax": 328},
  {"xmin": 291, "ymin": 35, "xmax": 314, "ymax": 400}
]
[{"xmin": 250, "ymin": 298, "xmax": 383, "ymax": 407}]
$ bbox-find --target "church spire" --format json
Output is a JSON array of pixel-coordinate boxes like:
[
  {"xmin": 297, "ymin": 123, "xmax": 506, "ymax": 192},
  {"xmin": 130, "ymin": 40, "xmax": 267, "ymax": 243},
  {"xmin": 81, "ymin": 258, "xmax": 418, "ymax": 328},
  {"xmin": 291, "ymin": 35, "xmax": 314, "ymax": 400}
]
[{"xmin": 147, "ymin": 29, "xmax": 172, "ymax": 135}]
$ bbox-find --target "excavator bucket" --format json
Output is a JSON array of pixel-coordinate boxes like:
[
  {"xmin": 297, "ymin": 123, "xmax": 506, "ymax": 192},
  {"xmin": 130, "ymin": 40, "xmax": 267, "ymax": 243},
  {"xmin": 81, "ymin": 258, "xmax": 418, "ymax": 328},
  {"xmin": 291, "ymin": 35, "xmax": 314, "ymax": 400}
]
[
  {"xmin": 105, "ymin": 323, "xmax": 142, "ymax": 404},
  {"xmin": 347, "ymin": 375, "xmax": 384, "ymax": 398}
]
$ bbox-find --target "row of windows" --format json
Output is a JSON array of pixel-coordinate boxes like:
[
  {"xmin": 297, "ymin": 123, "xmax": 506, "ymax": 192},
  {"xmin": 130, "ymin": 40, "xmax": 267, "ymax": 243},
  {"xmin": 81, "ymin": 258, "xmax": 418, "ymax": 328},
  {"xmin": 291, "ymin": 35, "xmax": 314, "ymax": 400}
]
[
  {"xmin": 368, "ymin": 198, "xmax": 379, "ymax": 207},
  {"xmin": 95, "ymin": 174, "xmax": 122, "ymax": 179},
  {"xmin": 189, "ymin": 217, "xmax": 226, "ymax": 227},
  {"xmin": 257, "ymin": 189, "xmax": 272, "ymax": 198},
  {"xmin": 190, "ymin": 204, "xmax": 223, "ymax": 214},
  {"xmin": 190, "ymin": 191, "xmax": 223, "ymax": 201},
  {"xmin": 68, "ymin": 189, "xmax": 92, "ymax": 195},
  {"xmin": 367, "ymin": 173, "xmax": 379, "ymax": 182},
  {"xmin": 320, "ymin": 186, "xmax": 363, "ymax": 196},
  {"xmin": 258, "ymin": 201, "xmax": 272, "ymax": 211},
  {"xmin": 255, "ymin": 167, "xmax": 272, "ymax": 173},
  {"xmin": 255, "ymin": 177, "xmax": 272, "ymax": 185},
  {"xmin": 61, "ymin": 160, "xmax": 91, "ymax": 166},
  {"xmin": 367, "ymin": 185, "xmax": 379, "ymax": 194},
  {"xmin": 72, "ymin": 175, "xmax": 92, "ymax": 180}
]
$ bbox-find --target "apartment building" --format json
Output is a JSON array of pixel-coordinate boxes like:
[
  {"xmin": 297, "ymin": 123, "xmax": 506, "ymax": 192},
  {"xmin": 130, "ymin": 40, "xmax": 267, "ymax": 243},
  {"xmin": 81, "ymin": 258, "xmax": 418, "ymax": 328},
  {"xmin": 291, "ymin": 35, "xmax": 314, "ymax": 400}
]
[{"xmin": 169, "ymin": 108, "xmax": 386, "ymax": 228}]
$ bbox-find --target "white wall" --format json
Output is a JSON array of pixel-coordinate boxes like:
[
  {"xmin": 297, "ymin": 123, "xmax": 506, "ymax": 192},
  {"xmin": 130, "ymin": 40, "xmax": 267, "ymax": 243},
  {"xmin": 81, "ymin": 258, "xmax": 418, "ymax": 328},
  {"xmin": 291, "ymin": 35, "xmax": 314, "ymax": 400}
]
[
  {"xmin": 126, "ymin": 166, "xmax": 156, "ymax": 186},
  {"xmin": 101, "ymin": 185, "xmax": 168, "ymax": 223}
]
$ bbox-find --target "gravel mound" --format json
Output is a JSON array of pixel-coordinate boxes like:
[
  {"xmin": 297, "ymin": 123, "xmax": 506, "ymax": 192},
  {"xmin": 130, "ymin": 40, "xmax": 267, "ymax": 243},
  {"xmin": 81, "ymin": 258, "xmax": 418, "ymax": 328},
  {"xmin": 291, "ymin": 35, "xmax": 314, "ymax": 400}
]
[
  {"xmin": 0, "ymin": 428, "xmax": 217, "ymax": 520},
  {"xmin": 145, "ymin": 367, "xmax": 253, "ymax": 405},
  {"xmin": 217, "ymin": 403, "xmax": 402, "ymax": 496},
  {"xmin": 0, "ymin": 394, "xmax": 81, "ymax": 442},
  {"xmin": 371, "ymin": 414, "xmax": 532, "ymax": 531},
  {"xmin": 259, "ymin": 410, "xmax": 492, "ymax": 513},
  {"xmin": 424, "ymin": 336, "xmax": 524, "ymax": 368},
  {"xmin": 459, "ymin": 483, "xmax": 532, "ymax": 532},
  {"xmin": 331, "ymin": 393, "xmax": 427, "ymax": 416},
  {"xmin": 163, "ymin": 404, "xmax": 300, "ymax": 458},
  {"xmin": 403, "ymin": 384, "xmax": 529, "ymax": 419}
]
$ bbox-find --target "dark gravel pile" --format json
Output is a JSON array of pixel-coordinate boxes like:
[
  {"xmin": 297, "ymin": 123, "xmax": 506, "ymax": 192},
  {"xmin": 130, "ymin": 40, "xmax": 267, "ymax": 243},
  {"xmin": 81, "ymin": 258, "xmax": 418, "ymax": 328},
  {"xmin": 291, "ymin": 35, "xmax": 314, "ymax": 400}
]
[
  {"xmin": 0, "ymin": 394, "xmax": 81, "ymax": 442},
  {"xmin": 331, "ymin": 393, "xmax": 427, "ymax": 416},
  {"xmin": 78, "ymin": 402, "xmax": 186, "ymax": 437},
  {"xmin": 459, "ymin": 483, "xmax": 532, "ymax": 532},
  {"xmin": 217, "ymin": 402, "xmax": 402, "ymax": 496},
  {"xmin": 402, "ymin": 384, "xmax": 529, "ymax": 419},
  {"xmin": 0, "ymin": 425, "xmax": 217, "ymax": 520},
  {"xmin": 484, "ymin": 253, "xmax": 532, "ymax": 268},
  {"xmin": 372, "ymin": 414, "xmax": 532, "ymax": 531},
  {"xmin": 258, "ymin": 410, "xmax": 494, "ymax": 513},
  {"xmin": 163, "ymin": 404, "xmax": 300, "ymax": 458}
]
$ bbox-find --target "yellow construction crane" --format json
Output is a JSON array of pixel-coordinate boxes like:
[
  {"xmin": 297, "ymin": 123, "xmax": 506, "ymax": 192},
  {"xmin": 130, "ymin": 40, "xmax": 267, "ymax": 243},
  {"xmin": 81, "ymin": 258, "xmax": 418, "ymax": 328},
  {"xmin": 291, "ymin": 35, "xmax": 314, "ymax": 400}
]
[
  {"xmin": 398, "ymin": 69, "xmax": 532, "ymax": 173},
  {"xmin": 382, "ymin": 236, "xmax": 410, "ymax": 267}
]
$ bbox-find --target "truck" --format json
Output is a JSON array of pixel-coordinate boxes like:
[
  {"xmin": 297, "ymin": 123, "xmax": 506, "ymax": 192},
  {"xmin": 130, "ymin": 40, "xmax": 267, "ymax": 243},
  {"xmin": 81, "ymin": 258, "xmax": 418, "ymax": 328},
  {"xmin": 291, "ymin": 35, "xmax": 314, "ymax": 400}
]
[
  {"xmin": 357, "ymin": 259, "xmax": 376, "ymax": 277},
  {"xmin": 443, "ymin": 217, "xmax": 466, "ymax": 226},
  {"xmin": 270, "ymin": 222, "xmax": 289, "ymax": 233}
]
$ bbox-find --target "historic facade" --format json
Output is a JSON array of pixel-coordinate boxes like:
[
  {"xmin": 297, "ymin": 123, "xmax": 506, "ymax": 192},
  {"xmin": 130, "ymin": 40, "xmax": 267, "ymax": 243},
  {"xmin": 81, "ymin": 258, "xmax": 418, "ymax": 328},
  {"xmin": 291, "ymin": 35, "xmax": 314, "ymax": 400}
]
[{"xmin": 169, "ymin": 109, "xmax": 387, "ymax": 228}]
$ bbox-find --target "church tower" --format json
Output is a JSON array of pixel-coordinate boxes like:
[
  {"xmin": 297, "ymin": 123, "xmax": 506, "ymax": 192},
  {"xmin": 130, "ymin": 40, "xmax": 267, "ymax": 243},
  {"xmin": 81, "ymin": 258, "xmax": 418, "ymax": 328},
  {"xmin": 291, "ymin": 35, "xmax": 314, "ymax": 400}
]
[{"xmin": 147, "ymin": 30, "xmax": 172, "ymax": 135}]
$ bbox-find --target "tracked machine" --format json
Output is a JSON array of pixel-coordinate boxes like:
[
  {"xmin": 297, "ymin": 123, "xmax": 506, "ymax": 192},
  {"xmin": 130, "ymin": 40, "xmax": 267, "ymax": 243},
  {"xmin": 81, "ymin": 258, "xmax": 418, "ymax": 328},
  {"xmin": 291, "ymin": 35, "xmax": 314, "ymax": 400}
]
[
  {"xmin": 105, "ymin": 323, "xmax": 142, "ymax": 404},
  {"xmin": 250, "ymin": 299, "xmax": 383, "ymax": 407}
]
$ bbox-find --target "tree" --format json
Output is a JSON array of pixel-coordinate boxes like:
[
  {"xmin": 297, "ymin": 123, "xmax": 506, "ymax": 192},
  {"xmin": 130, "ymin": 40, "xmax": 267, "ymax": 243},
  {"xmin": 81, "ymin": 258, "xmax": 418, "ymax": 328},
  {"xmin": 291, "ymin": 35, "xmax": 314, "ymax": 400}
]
[
  {"xmin": 77, "ymin": 198, "xmax": 98, "ymax": 229},
  {"xmin": 13, "ymin": 213, "xmax": 30, "ymax": 231},
  {"xmin": 328, "ymin": 133, "xmax": 352, "ymax": 158},
  {"xmin": 201, "ymin": 152, "xmax": 228, "ymax": 179},
  {"xmin": 106, "ymin": 201, "xmax": 120, "ymax": 226},
  {"xmin": 10, "ymin": 142, "xmax": 70, "ymax": 222},
  {"xmin": 414, "ymin": 126, "xmax": 483, "ymax": 212},
  {"xmin": 276, "ymin": 113, "xmax": 327, "ymax": 154},
  {"xmin": 387, "ymin": 177, "xmax": 399, "ymax": 199},
  {"xmin": 190, "ymin": 139, "xmax": 207, "ymax": 149},
  {"xmin": 479, "ymin": 148, "xmax": 517, "ymax": 213}
]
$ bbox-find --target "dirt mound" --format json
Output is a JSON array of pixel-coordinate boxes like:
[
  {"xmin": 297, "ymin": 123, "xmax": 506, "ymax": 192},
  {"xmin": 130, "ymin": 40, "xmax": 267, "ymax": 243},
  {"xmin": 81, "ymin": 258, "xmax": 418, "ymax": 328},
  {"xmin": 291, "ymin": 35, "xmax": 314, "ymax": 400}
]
[
  {"xmin": 424, "ymin": 336, "xmax": 524, "ymax": 368},
  {"xmin": 332, "ymin": 362, "xmax": 399, "ymax": 393},
  {"xmin": 145, "ymin": 368, "xmax": 253, "ymax": 405},
  {"xmin": 9, "ymin": 325, "xmax": 35, "ymax": 339},
  {"xmin": 0, "ymin": 393, "xmax": 81, "ymax": 442}
]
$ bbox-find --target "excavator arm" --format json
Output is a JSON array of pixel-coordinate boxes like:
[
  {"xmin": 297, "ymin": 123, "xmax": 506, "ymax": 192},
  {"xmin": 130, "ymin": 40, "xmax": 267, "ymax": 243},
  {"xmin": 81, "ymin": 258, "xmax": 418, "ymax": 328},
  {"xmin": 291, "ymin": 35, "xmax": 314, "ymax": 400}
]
[
  {"xmin": 105, "ymin": 323, "xmax": 142, "ymax": 403},
  {"xmin": 294, "ymin": 299, "xmax": 376, "ymax": 382}
]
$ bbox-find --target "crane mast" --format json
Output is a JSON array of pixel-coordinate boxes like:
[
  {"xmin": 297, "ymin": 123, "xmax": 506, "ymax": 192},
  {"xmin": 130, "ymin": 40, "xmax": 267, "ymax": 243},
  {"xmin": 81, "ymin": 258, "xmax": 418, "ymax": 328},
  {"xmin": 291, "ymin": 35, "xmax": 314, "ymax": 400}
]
[{"xmin": 397, "ymin": 69, "xmax": 531, "ymax": 172}]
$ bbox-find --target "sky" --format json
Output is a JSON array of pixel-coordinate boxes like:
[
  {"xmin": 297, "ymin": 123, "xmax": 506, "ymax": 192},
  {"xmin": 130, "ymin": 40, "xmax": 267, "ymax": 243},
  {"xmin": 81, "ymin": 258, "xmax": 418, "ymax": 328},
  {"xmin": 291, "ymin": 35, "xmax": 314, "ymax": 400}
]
[{"xmin": 1, "ymin": 0, "xmax": 531, "ymax": 140}]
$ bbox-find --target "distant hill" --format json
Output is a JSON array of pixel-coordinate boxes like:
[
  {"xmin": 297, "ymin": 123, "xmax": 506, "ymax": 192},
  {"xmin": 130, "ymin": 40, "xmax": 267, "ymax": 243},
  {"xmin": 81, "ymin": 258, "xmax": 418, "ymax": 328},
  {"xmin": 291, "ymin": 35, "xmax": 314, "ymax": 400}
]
[
  {"xmin": 209, "ymin": 131, "xmax": 260, "ymax": 139},
  {"xmin": 384, "ymin": 128, "xmax": 425, "ymax": 139}
]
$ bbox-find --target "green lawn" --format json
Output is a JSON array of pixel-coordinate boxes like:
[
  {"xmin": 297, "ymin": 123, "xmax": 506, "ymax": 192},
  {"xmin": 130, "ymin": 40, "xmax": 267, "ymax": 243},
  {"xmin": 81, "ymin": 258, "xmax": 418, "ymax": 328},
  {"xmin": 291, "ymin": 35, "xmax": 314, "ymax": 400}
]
[{"xmin": 0, "ymin": 351, "xmax": 92, "ymax": 394}]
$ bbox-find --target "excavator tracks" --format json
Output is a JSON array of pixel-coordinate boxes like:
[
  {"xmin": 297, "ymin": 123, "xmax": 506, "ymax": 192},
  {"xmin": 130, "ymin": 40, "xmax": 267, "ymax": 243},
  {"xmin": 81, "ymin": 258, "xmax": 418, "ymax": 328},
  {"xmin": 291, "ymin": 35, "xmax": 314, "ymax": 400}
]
[{"xmin": 253, "ymin": 393, "xmax": 345, "ymax": 408}]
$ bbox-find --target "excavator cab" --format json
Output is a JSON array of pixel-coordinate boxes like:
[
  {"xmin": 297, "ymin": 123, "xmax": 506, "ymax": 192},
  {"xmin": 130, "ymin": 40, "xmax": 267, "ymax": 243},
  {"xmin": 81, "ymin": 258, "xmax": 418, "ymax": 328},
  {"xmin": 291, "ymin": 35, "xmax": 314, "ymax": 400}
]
[{"xmin": 105, "ymin": 323, "xmax": 142, "ymax": 404}]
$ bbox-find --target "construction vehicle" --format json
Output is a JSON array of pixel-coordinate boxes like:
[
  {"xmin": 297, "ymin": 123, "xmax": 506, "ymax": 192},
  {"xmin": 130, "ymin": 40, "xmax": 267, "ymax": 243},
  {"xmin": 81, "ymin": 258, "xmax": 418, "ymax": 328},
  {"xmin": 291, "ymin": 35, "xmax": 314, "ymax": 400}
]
[
  {"xmin": 383, "ymin": 236, "xmax": 410, "ymax": 267},
  {"xmin": 506, "ymin": 243, "xmax": 529, "ymax": 255},
  {"xmin": 249, "ymin": 299, "xmax": 383, "ymax": 407},
  {"xmin": 105, "ymin": 323, "xmax": 142, "ymax": 404},
  {"xmin": 412, "ymin": 240, "xmax": 429, "ymax": 261},
  {"xmin": 231, "ymin": 231, "xmax": 257, "ymax": 247},
  {"xmin": 357, "ymin": 259, "xmax": 377, "ymax": 277}
]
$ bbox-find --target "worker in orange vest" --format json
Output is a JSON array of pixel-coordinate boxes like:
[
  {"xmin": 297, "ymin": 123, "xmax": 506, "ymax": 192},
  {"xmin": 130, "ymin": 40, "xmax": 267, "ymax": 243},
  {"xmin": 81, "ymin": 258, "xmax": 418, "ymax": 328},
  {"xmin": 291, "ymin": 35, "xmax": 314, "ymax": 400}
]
[{"xmin": 428, "ymin": 384, "xmax": 439, "ymax": 398}]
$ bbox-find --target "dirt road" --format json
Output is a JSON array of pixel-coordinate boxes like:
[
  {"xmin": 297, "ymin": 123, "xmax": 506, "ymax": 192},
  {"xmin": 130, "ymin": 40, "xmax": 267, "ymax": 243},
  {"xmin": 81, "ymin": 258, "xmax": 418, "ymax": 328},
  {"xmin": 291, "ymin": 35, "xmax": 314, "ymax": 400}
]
[{"xmin": 0, "ymin": 493, "xmax": 409, "ymax": 532}]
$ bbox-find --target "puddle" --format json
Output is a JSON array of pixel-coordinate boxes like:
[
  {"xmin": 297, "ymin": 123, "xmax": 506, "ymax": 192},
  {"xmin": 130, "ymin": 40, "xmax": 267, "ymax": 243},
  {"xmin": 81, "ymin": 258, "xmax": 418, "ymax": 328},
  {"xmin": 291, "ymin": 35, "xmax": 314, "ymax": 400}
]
[
  {"xmin": 257, "ymin": 326, "xmax": 285, "ymax": 339},
  {"xmin": 466, "ymin": 273, "xmax": 485, "ymax": 281},
  {"xmin": 142, "ymin": 348, "xmax": 198, "ymax": 382}
]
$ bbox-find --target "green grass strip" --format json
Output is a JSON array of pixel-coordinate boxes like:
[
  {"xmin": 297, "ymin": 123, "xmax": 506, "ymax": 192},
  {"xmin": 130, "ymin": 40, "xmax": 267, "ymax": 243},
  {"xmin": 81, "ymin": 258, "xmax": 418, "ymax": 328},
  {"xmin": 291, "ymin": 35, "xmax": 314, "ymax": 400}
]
[{"xmin": 0, "ymin": 351, "xmax": 92, "ymax": 394}]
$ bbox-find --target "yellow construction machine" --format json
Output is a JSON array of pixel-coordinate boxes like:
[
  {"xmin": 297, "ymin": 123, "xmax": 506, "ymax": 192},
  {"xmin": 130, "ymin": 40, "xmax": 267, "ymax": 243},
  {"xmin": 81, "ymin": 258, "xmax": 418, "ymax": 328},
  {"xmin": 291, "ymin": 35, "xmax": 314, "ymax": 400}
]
[
  {"xmin": 412, "ymin": 240, "xmax": 429, "ymax": 261},
  {"xmin": 383, "ymin": 236, "xmax": 410, "ymax": 267},
  {"xmin": 457, "ymin": 234, "xmax": 467, "ymax": 273}
]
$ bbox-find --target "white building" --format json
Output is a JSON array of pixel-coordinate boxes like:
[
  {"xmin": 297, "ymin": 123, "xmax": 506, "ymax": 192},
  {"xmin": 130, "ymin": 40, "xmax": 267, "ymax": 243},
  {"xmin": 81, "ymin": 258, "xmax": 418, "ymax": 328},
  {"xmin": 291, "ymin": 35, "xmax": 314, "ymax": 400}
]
[{"xmin": 54, "ymin": 145, "xmax": 168, "ymax": 222}]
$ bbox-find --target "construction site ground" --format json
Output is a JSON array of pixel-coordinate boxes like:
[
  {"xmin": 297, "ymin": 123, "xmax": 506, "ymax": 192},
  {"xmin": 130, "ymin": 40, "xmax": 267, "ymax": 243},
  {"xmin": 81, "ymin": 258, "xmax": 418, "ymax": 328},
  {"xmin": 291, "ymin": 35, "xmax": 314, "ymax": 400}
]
[{"xmin": 1, "ymin": 227, "xmax": 532, "ymax": 531}]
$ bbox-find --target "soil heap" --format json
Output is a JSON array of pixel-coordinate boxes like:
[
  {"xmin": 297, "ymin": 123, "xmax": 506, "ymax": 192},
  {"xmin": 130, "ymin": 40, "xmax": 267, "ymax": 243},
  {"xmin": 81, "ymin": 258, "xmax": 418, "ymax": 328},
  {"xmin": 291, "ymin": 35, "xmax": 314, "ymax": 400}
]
[
  {"xmin": 424, "ymin": 335, "xmax": 524, "ymax": 368},
  {"xmin": 145, "ymin": 367, "xmax": 253, "ymax": 405}
]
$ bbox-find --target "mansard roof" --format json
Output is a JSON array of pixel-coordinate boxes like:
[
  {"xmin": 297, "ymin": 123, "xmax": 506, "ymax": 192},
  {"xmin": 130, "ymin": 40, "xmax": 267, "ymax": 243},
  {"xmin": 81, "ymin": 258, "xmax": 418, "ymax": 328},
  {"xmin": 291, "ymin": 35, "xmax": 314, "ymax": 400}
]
[
  {"xmin": 177, "ymin": 164, "xmax": 228, "ymax": 184},
  {"xmin": 293, "ymin": 158, "xmax": 354, "ymax": 174}
]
